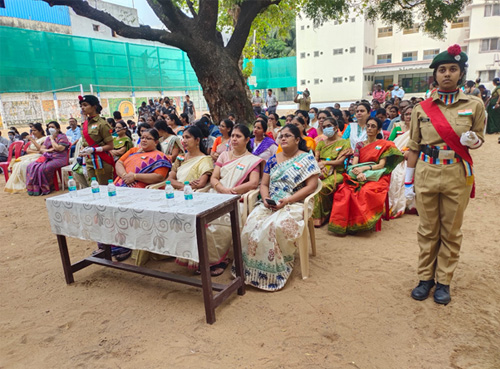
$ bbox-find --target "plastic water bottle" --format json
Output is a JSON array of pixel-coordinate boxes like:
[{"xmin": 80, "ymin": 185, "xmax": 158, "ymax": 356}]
[
  {"xmin": 68, "ymin": 176, "xmax": 77, "ymax": 197},
  {"xmin": 184, "ymin": 181, "xmax": 193, "ymax": 205},
  {"xmin": 107, "ymin": 179, "xmax": 116, "ymax": 203},
  {"xmin": 90, "ymin": 177, "xmax": 100, "ymax": 200},
  {"xmin": 165, "ymin": 181, "xmax": 174, "ymax": 203}
]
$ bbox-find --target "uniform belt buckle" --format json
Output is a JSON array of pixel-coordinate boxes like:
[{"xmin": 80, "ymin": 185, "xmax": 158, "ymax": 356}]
[{"xmin": 438, "ymin": 149, "xmax": 455, "ymax": 160}]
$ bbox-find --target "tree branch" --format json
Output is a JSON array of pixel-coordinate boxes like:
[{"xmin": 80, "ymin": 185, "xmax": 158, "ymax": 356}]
[
  {"xmin": 186, "ymin": 0, "xmax": 198, "ymax": 18},
  {"xmin": 226, "ymin": 0, "xmax": 280, "ymax": 60},
  {"xmin": 43, "ymin": 0, "xmax": 187, "ymax": 48},
  {"xmin": 197, "ymin": 0, "xmax": 219, "ymax": 35}
]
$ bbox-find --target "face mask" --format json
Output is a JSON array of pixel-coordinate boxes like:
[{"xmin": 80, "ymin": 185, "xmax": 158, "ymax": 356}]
[
  {"xmin": 323, "ymin": 127, "xmax": 335, "ymax": 137},
  {"xmin": 308, "ymin": 113, "xmax": 315, "ymax": 121},
  {"xmin": 49, "ymin": 128, "xmax": 57, "ymax": 135},
  {"xmin": 394, "ymin": 86, "xmax": 399, "ymax": 90},
  {"xmin": 8, "ymin": 135, "xmax": 14, "ymax": 140}
]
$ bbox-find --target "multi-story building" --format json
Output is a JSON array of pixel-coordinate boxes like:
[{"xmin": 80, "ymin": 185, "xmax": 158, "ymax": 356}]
[{"xmin": 296, "ymin": 0, "xmax": 500, "ymax": 103}]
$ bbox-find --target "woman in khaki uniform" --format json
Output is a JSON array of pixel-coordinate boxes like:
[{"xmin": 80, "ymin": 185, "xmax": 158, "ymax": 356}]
[
  {"xmin": 405, "ymin": 45, "xmax": 485, "ymax": 304},
  {"xmin": 74, "ymin": 95, "xmax": 114, "ymax": 187}
]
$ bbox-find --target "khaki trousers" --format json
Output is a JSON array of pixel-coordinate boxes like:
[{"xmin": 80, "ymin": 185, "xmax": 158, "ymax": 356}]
[
  {"xmin": 415, "ymin": 160, "xmax": 472, "ymax": 285},
  {"xmin": 73, "ymin": 160, "xmax": 114, "ymax": 188}
]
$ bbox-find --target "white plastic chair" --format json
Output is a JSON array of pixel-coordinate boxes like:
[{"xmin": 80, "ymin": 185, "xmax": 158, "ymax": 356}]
[
  {"xmin": 246, "ymin": 179, "xmax": 322, "ymax": 279},
  {"xmin": 61, "ymin": 138, "xmax": 82, "ymax": 190}
]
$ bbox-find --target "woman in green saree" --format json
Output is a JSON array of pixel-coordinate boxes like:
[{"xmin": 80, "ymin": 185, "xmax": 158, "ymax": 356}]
[{"xmin": 312, "ymin": 118, "xmax": 352, "ymax": 227}]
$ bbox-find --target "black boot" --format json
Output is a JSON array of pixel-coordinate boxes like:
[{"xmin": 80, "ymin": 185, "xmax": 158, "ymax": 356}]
[
  {"xmin": 434, "ymin": 283, "xmax": 451, "ymax": 305},
  {"xmin": 411, "ymin": 280, "xmax": 435, "ymax": 301}
]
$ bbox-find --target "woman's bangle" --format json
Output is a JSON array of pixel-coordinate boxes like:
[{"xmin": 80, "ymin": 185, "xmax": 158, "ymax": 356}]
[
  {"xmin": 134, "ymin": 173, "xmax": 137, "ymax": 180},
  {"xmin": 214, "ymin": 181, "xmax": 220, "ymax": 189}
]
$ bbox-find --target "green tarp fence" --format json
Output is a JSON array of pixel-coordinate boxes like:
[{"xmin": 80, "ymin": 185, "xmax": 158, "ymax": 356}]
[{"xmin": 0, "ymin": 26, "xmax": 296, "ymax": 93}]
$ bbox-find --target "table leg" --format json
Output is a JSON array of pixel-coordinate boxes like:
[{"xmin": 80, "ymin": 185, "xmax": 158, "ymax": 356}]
[
  {"xmin": 102, "ymin": 244, "xmax": 112, "ymax": 260},
  {"xmin": 57, "ymin": 235, "xmax": 74, "ymax": 284},
  {"xmin": 230, "ymin": 203, "xmax": 245, "ymax": 296},
  {"xmin": 196, "ymin": 217, "xmax": 216, "ymax": 324}
]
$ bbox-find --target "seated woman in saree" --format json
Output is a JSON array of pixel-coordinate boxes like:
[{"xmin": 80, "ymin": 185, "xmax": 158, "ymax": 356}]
[
  {"xmin": 342, "ymin": 101, "xmax": 370, "ymax": 150},
  {"xmin": 134, "ymin": 126, "xmax": 214, "ymax": 266},
  {"xmin": 178, "ymin": 124, "xmax": 263, "ymax": 276},
  {"xmin": 26, "ymin": 121, "xmax": 70, "ymax": 196},
  {"xmin": 5, "ymin": 123, "xmax": 46, "ymax": 193},
  {"xmin": 211, "ymin": 119, "xmax": 233, "ymax": 162},
  {"xmin": 250, "ymin": 119, "xmax": 278, "ymax": 161},
  {"xmin": 235, "ymin": 124, "xmax": 320, "ymax": 291},
  {"xmin": 312, "ymin": 118, "xmax": 352, "ymax": 227},
  {"xmin": 114, "ymin": 128, "xmax": 171, "ymax": 189},
  {"xmin": 276, "ymin": 116, "xmax": 316, "ymax": 154},
  {"xmin": 154, "ymin": 119, "xmax": 183, "ymax": 162},
  {"xmin": 388, "ymin": 104, "xmax": 413, "ymax": 141},
  {"xmin": 328, "ymin": 117, "xmax": 404, "ymax": 236},
  {"xmin": 109, "ymin": 121, "xmax": 133, "ymax": 161},
  {"xmin": 166, "ymin": 113, "xmax": 184, "ymax": 136},
  {"xmin": 388, "ymin": 105, "xmax": 417, "ymax": 218},
  {"xmin": 168, "ymin": 126, "xmax": 213, "ymax": 191}
]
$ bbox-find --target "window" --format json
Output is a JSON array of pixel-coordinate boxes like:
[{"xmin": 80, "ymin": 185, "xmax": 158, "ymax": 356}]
[
  {"xmin": 0, "ymin": 0, "xmax": 5, "ymax": 8},
  {"xmin": 451, "ymin": 17, "xmax": 469, "ymax": 29},
  {"xmin": 351, "ymin": 18, "xmax": 356, "ymax": 23},
  {"xmin": 371, "ymin": 49, "xmax": 374, "ymax": 55},
  {"xmin": 478, "ymin": 70, "xmax": 500, "ymax": 81},
  {"xmin": 350, "ymin": 47, "xmax": 356, "ymax": 53},
  {"xmin": 374, "ymin": 75, "xmax": 394, "ymax": 90},
  {"xmin": 462, "ymin": 45, "xmax": 468, "ymax": 54},
  {"xmin": 484, "ymin": 3, "xmax": 500, "ymax": 16},
  {"xmin": 423, "ymin": 49, "xmax": 439, "ymax": 60},
  {"xmin": 314, "ymin": 51, "xmax": 320, "ymax": 57},
  {"xmin": 377, "ymin": 54, "xmax": 392, "ymax": 64},
  {"xmin": 300, "ymin": 52, "xmax": 306, "ymax": 59},
  {"xmin": 365, "ymin": 46, "xmax": 368, "ymax": 53},
  {"xmin": 300, "ymin": 79, "xmax": 306, "ymax": 86},
  {"xmin": 481, "ymin": 38, "xmax": 500, "ymax": 51},
  {"xmin": 334, "ymin": 20, "xmax": 339, "ymax": 25},
  {"xmin": 111, "ymin": 30, "xmax": 117, "ymax": 37},
  {"xmin": 402, "ymin": 51, "xmax": 417, "ymax": 62},
  {"xmin": 400, "ymin": 72, "xmax": 433, "ymax": 93},
  {"xmin": 378, "ymin": 26, "xmax": 393, "ymax": 37},
  {"xmin": 314, "ymin": 78, "xmax": 320, "ymax": 85},
  {"xmin": 333, "ymin": 48, "xmax": 343, "ymax": 55},
  {"xmin": 403, "ymin": 26, "xmax": 418, "ymax": 35},
  {"xmin": 332, "ymin": 77, "xmax": 342, "ymax": 83},
  {"xmin": 368, "ymin": 47, "xmax": 372, "ymax": 54},
  {"xmin": 349, "ymin": 76, "xmax": 355, "ymax": 82},
  {"xmin": 92, "ymin": 24, "xmax": 100, "ymax": 31}
]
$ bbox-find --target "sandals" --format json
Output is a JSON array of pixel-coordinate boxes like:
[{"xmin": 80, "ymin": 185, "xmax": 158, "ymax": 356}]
[{"xmin": 195, "ymin": 258, "xmax": 231, "ymax": 277}]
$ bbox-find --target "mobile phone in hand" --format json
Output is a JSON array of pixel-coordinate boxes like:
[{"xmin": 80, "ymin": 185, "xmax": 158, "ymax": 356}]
[{"xmin": 266, "ymin": 198, "xmax": 277, "ymax": 206}]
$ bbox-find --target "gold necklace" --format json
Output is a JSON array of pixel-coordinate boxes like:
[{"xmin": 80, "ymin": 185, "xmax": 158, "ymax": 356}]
[{"xmin": 231, "ymin": 150, "xmax": 247, "ymax": 158}]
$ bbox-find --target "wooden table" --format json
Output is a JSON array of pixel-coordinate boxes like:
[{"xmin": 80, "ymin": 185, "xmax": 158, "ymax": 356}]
[{"xmin": 48, "ymin": 189, "xmax": 245, "ymax": 324}]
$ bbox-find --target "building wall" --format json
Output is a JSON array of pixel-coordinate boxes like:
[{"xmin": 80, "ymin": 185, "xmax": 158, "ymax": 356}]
[
  {"xmin": 0, "ymin": 0, "xmax": 70, "ymax": 25},
  {"xmin": 296, "ymin": 0, "xmax": 499, "ymax": 103}
]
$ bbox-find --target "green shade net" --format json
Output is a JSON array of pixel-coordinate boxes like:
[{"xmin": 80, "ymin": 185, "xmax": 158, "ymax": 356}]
[{"xmin": 0, "ymin": 26, "xmax": 296, "ymax": 93}]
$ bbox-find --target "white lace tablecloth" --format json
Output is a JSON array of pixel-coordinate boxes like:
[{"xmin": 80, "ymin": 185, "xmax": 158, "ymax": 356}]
[{"xmin": 45, "ymin": 186, "xmax": 238, "ymax": 263}]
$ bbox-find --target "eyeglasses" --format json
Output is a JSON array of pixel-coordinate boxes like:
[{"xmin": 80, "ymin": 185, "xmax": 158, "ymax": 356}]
[
  {"xmin": 141, "ymin": 136, "xmax": 155, "ymax": 141},
  {"xmin": 277, "ymin": 133, "xmax": 294, "ymax": 140}
]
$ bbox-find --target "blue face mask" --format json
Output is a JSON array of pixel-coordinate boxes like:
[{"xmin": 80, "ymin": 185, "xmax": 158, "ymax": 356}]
[
  {"xmin": 323, "ymin": 126, "xmax": 335, "ymax": 137},
  {"xmin": 308, "ymin": 113, "xmax": 315, "ymax": 121}
]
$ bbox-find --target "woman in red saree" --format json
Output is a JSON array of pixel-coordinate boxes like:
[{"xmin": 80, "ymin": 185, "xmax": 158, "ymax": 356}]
[{"xmin": 328, "ymin": 117, "xmax": 403, "ymax": 235}]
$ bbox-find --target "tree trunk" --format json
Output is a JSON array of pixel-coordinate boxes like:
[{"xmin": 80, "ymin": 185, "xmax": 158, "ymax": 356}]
[{"xmin": 187, "ymin": 43, "xmax": 255, "ymax": 125}]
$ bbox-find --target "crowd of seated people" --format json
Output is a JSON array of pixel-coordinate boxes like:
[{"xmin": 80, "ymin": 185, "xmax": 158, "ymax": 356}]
[{"xmin": 2, "ymin": 94, "xmax": 424, "ymax": 290}]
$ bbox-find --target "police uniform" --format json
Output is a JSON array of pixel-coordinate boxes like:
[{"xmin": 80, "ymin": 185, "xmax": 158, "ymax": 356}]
[
  {"xmin": 408, "ymin": 45, "xmax": 485, "ymax": 304},
  {"xmin": 73, "ymin": 95, "xmax": 114, "ymax": 187}
]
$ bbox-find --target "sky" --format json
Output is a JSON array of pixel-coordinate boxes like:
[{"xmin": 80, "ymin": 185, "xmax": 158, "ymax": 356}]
[{"xmin": 104, "ymin": 0, "xmax": 163, "ymax": 28}]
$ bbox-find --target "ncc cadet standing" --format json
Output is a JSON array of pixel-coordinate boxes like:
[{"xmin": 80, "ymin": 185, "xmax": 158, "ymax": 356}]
[
  {"xmin": 404, "ymin": 45, "xmax": 485, "ymax": 305},
  {"xmin": 74, "ymin": 95, "xmax": 115, "ymax": 187}
]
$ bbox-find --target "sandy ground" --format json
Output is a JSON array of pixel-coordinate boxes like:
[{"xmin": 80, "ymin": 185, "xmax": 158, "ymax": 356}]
[{"xmin": 0, "ymin": 136, "xmax": 499, "ymax": 369}]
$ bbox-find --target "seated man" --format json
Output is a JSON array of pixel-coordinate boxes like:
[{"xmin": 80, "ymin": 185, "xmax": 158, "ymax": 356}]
[{"xmin": 66, "ymin": 117, "xmax": 81, "ymax": 156}]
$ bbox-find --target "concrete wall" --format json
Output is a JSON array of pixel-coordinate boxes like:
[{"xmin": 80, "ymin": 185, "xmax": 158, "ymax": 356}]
[
  {"xmin": 0, "ymin": 89, "xmax": 208, "ymax": 128},
  {"xmin": 0, "ymin": 15, "xmax": 70, "ymax": 33}
]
